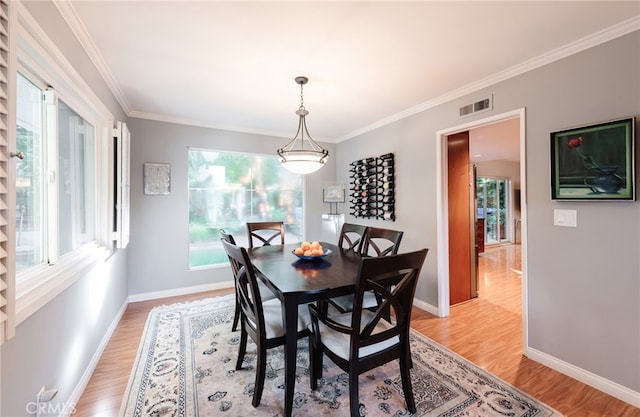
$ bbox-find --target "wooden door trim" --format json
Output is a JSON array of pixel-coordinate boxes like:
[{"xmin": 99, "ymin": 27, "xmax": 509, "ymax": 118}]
[{"xmin": 435, "ymin": 108, "xmax": 526, "ymax": 333}]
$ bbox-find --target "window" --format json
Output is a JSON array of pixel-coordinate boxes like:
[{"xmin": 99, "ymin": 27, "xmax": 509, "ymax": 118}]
[
  {"xmin": 56, "ymin": 99, "xmax": 96, "ymax": 256},
  {"xmin": 11, "ymin": 6, "xmax": 116, "ymax": 324},
  {"xmin": 15, "ymin": 73, "xmax": 44, "ymax": 271},
  {"xmin": 188, "ymin": 149, "xmax": 304, "ymax": 268},
  {"xmin": 15, "ymin": 73, "xmax": 96, "ymax": 273}
]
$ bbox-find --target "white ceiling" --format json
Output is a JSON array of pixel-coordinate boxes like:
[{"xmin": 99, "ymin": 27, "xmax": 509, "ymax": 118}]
[{"xmin": 56, "ymin": 1, "xmax": 639, "ymax": 159}]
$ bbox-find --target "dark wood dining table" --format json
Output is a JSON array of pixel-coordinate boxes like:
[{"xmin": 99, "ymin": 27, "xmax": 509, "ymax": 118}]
[{"xmin": 247, "ymin": 242, "xmax": 361, "ymax": 417}]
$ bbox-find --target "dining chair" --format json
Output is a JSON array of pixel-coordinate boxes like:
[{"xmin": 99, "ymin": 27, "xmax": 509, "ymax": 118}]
[
  {"xmin": 308, "ymin": 248, "xmax": 428, "ymax": 417},
  {"xmin": 246, "ymin": 221, "xmax": 285, "ymax": 248},
  {"xmin": 328, "ymin": 227, "xmax": 404, "ymax": 314},
  {"xmin": 220, "ymin": 229, "xmax": 277, "ymax": 332},
  {"xmin": 220, "ymin": 239, "xmax": 311, "ymax": 408},
  {"xmin": 337, "ymin": 223, "xmax": 367, "ymax": 252}
]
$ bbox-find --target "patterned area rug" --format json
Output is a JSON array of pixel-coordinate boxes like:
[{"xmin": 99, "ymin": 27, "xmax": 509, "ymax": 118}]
[{"xmin": 120, "ymin": 295, "xmax": 563, "ymax": 416}]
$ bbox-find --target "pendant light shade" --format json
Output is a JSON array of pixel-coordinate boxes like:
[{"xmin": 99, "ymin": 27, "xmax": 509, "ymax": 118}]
[{"xmin": 277, "ymin": 76, "xmax": 329, "ymax": 174}]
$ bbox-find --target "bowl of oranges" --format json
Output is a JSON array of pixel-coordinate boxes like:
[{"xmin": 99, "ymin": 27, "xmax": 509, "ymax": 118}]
[{"xmin": 292, "ymin": 241, "xmax": 332, "ymax": 261}]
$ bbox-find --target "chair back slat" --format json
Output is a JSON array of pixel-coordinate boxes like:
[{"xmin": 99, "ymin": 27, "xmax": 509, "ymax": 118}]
[
  {"xmin": 220, "ymin": 229, "xmax": 239, "ymax": 275},
  {"xmin": 338, "ymin": 223, "xmax": 367, "ymax": 252},
  {"xmin": 360, "ymin": 227, "xmax": 403, "ymax": 257},
  {"xmin": 246, "ymin": 221, "xmax": 285, "ymax": 248}
]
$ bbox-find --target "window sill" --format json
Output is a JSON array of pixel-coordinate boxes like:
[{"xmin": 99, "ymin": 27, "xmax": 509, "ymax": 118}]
[{"xmin": 15, "ymin": 242, "xmax": 111, "ymax": 325}]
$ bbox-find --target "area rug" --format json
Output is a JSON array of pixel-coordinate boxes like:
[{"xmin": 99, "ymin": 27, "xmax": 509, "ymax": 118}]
[{"xmin": 120, "ymin": 295, "xmax": 563, "ymax": 417}]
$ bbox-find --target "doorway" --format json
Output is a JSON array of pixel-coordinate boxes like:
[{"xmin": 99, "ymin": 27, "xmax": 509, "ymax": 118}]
[{"xmin": 435, "ymin": 108, "xmax": 527, "ymax": 341}]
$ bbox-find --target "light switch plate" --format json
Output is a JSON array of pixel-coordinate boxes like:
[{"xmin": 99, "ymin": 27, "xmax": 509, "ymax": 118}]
[{"xmin": 554, "ymin": 209, "xmax": 577, "ymax": 227}]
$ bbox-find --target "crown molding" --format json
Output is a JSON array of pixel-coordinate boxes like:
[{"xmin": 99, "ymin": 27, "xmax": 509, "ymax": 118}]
[
  {"xmin": 52, "ymin": 2, "xmax": 639, "ymax": 143},
  {"xmin": 337, "ymin": 16, "xmax": 640, "ymax": 142},
  {"xmin": 128, "ymin": 109, "xmax": 295, "ymax": 140},
  {"xmin": 53, "ymin": 0, "xmax": 133, "ymax": 115}
]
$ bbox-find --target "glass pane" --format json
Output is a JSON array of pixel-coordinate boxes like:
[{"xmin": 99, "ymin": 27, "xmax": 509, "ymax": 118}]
[
  {"xmin": 498, "ymin": 179, "xmax": 507, "ymax": 241},
  {"xmin": 58, "ymin": 100, "xmax": 95, "ymax": 255},
  {"xmin": 188, "ymin": 149, "xmax": 303, "ymax": 268},
  {"xmin": 477, "ymin": 177, "xmax": 510, "ymax": 245},
  {"xmin": 16, "ymin": 73, "xmax": 45, "ymax": 272},
  {"xmin": 485, "ymin": 180, "xmax": 498, "ymax": 243}
]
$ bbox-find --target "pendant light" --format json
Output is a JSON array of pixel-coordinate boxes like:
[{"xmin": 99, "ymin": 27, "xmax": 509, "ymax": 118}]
[{"xmin": 277, "ymin": 76, "xmax": 329, "ymax": 174}]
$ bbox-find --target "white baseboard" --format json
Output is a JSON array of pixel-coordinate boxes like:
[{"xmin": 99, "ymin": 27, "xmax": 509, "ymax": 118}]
[
  {"xmin": 62, "ymin": 298, "xmax": 128, "ymax": 417},
  {"xmin": 525, "ymin": 346, "xmax": 640, "ymax": 408},
  {"xmin": 413, "ymin": 297, "xmax": 439, "ymax": 316},
  {"xmin": 127, "ymin": 281, "xmax": 234, "ymax": 303}
]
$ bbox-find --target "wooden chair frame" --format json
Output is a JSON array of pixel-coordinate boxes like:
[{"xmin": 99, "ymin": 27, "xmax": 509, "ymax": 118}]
[
  {"xmin": 308, "ymin": 249, "xmax": 428, "ymax": 417},
  {"xmin": 221, "ymin": 239, "xmax": 309, "ymax": 408},
  {"xmin": 220, "ymin": 229, "xmax": 241, "ymax": 332}
]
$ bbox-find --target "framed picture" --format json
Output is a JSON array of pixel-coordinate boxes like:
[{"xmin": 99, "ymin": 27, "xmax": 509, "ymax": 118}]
[
  {"xmin": 323, "ymin": 183, "xmax": 345, "ymax": 203},
  {"xmin": 143, "ymin": 162, "xmax": 171, "ymax": 195},
  {"xmin": 550, "ymin": 117, "xmax": 635, "ymax": 200}
]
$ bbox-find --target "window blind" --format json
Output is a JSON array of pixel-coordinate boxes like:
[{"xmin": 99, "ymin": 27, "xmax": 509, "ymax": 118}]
[{"xmin": 0, "ymin": 0, "xmax": 14, "ymax": 344}]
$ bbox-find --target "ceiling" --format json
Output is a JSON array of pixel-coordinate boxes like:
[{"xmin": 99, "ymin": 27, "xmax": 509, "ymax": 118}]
[{"xmin": 55, "ymin": 1, "xmax": 639, "ymax": 158}]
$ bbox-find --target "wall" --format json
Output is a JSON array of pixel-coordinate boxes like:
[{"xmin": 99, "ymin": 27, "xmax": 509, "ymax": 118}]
[
  {"xmin": 336, "ymin": 32, "xmax": 640, "ymax": 397},
  {"xmin": 1, "ymin": 2, "xmax": 129, "ymax": 416},
  {"xmin": 475, "ymin": 160, "xmax": 520, "ymax": 188},
  {"xmin": 126, "ymin": 118, "xmax": 337, "ymax": 297}
]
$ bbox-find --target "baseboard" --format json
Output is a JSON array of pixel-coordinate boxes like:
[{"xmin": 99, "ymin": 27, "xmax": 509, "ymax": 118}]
[
  {"xmin": 525, "ymin": 346, "xmax": 640, "ymax": 408},
  {"xmin": 127, "ymin": 281, "xmax": 234, "ymax": 303},
  {"xmin": 62, "ymin": 298, "xmax": 129, "ymax": 417},
  {"xmin": 413, "ymin": 297, "xmax": 439, "ymax": 316}
]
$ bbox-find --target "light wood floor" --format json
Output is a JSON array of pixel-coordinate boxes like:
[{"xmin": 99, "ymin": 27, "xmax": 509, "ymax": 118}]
[{"xmin": 74, "ymin": 244, "xmax": 640, "ymax": 417}]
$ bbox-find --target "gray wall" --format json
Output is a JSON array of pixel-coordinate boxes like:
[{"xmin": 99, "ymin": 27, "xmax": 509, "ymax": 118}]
[
  {"xmin": 1, "ymin": 2, "xmax": 129, "ymax": 416},
  {"xmin": 126, "ymin": 119, "xmax": 337, "ymax": 296},
  {"xmin": 336, "ymin": 32, "xmax": 640, "ymax": 392}
]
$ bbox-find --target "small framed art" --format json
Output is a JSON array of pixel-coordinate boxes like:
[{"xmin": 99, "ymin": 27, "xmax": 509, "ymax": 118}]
[
  {"xmin": 143, "ymin": 162, "xmax": 171, "ymax": 195},
  {"xmin": 550, "ymin": 117, "xmax": 635, "ymax": 200},
  {"xmin": 323, "ymin": 183, "xmax": 345, "ymax": 203}
]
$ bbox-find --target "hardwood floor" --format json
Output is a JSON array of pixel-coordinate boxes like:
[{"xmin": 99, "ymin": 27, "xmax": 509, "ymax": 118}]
[{"xmin": 74, "ymin": 244, "xmax": 639, "ymax": 416}]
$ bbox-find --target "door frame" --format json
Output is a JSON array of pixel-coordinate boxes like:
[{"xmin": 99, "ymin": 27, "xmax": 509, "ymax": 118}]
[{"xmin": 435, "ymin": 108, "xmax": 528, "ymax": 346}]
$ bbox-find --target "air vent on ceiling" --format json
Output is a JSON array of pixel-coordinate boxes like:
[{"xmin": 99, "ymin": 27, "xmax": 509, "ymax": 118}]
[{"xmin": 459, "ymin": 95, "xmax": 493, "ymax": 118}]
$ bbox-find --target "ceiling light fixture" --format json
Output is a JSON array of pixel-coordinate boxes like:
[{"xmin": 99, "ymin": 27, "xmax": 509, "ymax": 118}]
[{"xmin": 277, "ymin": 76, "xmax": 329, "ymax": 174}]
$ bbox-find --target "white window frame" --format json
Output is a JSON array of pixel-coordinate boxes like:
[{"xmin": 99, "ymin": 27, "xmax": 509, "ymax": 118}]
[{"xmin": 11, "ymin": 4, "xmax": 114, "ymax": 324}]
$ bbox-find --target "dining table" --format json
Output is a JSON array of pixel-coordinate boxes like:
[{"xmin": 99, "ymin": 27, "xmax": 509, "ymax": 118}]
[{"xmin": 247, "ymin": 241, "xmax": 361, "ymax": 417}]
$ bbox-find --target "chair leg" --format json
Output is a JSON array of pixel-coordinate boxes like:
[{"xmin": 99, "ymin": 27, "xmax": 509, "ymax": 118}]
[
  {"xmin": 399, "ymin": 352, "xmax": 416, "ymax": 413},
  {"xmin": 235, "ymin": 327, "xmax": 247, "ymax": 370},
  {"xmin": 348, "ymin": 370, "xmax": 360, "ymax": 417},
  {"xmin": 309, "ymin": 336, "xmax": 324, "ymax": 390},
  {"xmin": 252, "ymin": 345, "xmax": 267, "ymax": 407},
  {"xmin": 317, "ymin": 299, "xmax": 328, "ymax": 315},
  {"xmin": 309, "ymin": 336, "xmax": 318, "ymax": 390},
  {"xmin": 231, "ymin": 299, "xmax": 240, "ymax": 332}
]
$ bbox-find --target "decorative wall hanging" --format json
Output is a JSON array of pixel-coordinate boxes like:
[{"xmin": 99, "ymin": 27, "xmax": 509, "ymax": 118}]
[
  {"xmin": 323, "ymin": 182, "xmax": 345, "ymax": 215},
  {"xmin": 349, "ymin": 153, "xmax": 395, "ymax": 220},
  {"xmin": 143, "ymin": 162, "xmax": 171, "ymax": 195},
  {"xmin": 550, "ymin": 117, "xmax": 635, "ymax": 200}
]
